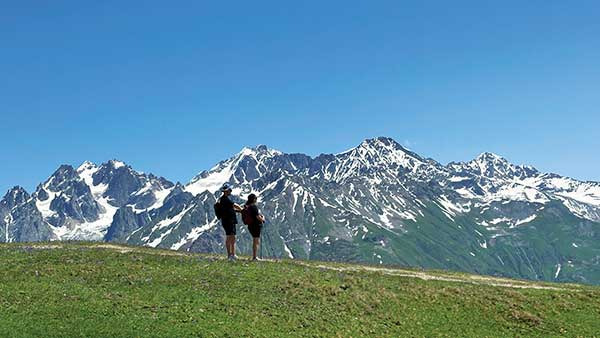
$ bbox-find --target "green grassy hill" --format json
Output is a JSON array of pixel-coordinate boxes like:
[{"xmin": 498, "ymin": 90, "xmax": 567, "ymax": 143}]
[{"xmin": 1, "ymin": 243, "xmax": 599, "ymax": 337}]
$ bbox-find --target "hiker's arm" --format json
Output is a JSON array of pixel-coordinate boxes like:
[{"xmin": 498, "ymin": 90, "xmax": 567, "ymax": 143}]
[
  {"xmin": 258, "ymin": 214, "xmax": 265, "ymax": 223},
  {"xmin": 233, "ymin": 204, "xmax": 243, "ymax": 212}
]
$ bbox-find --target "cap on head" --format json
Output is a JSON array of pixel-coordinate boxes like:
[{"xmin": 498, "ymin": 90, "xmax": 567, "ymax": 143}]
[{"xmin": 220, "ymin": 183, "xmax": 233, "ymax": 192}]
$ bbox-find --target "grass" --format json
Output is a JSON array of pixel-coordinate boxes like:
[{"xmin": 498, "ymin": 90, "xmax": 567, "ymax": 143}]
[{"xmin": 1, "ymin": 242, "xmax": 599, "ymax": 337}]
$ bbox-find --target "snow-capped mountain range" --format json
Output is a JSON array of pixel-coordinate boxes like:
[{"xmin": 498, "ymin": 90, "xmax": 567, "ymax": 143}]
[{"xmin": 2, "ymin": 137, "xmax": 600, "ymax": 284}]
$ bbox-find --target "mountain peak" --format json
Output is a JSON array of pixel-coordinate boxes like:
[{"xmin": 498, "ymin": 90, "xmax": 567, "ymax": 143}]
[
  {"xmin": 255, "ymin": 144, "xmax": 269, "ymax": 152},
  {"xmin": 108, "ymin": 159, "xmax": 127, "ymax": 169},
  {"xmin": 3, "ymin": 186, "xmax": 28, "ymax": 199},
  {"xmin": 322, "ymin": 136, "xmax": 437, "ymax": 183},
  {"xmin": 44, "ymin": 165, "xmax": 77, "ymax": 187},
  {"xmin": 476, "ymin": 152, "xmax": 506, "ymax": 162},
  {"xmin": 350, "ymin": 137, "xmax": 421, "ymax": 161},
  {"xmin": 77, "ymin": 161, "xmax": 97, "ymax": 172},
  {"xmin": 237, "ymin": 145, "xmax": 282, "ymax": 158},
  {"xmin": 2, "ymin": 186, "xmax": 30, "ymax": 208},
  {"xmin": 463, "ymin": 152, "xmax": 539, "ymax": 180},
  {"xmin": 361, "ymin": 136, "xmax": 404, "ymax": 150}
]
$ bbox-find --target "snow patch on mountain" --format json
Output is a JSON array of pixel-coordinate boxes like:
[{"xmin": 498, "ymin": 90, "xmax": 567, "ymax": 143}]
[
  {"xmin": 77, "ymin": 161, "xmax": 98, "ymax": 188},
  {"xmin": 151, "ymin": 205, "xmax": 194, "ymax": 234},
  {"xmin": 489, "ymin": 218, "xmax": 511, "ymax": 225},
  {"xmin": 171, "ymin": 218, "xmax": 219, "ymax": 250},
  {"xmin": 556, "ymin": 185, "xmax": 600, "ymax": 207},
  {"xmin": 35, "ymin": 189, "xmax": 58, "ymax": 218},
  {"xmin": 378, "ymin": 212, "xmax": 395, "ymax": 229},
  {"xmin": 130, "ymin": 182, "xmax": 174, "ymax": 212},
  {"xmin": 148, "ymin": 187, "xmax": 174, "ymax": 210},
  {"xmin": 109, "ymin": 160, "xmax": 126, "ymax": 169},
  {"xmin": 147, "ymin": 228, "xmax": 173, "ymax": 248},
  {"xmin": 61, "ymin": 196, "xmax": 118, "ymax": 240},
  {"xmin": 282, "ymin": 236, "xmax": 294, "ymax": 259},
  {"xmin": 514, "ymin": 215, "xmax": 537, "ymax": 227},
  {"xmin": 436, "ymin": 195, "xmax": 470, "ymax": 221},
  {"xmin": 76, "ymin": 163, "xmax": 117, "ymax": 238},
  {"xmin": 186, "ymin": 162, "xmax": 235, "ymax": 195},
  {"xmin": 4, "ymin": 214, "xmax": 12, "ymax": 242}
]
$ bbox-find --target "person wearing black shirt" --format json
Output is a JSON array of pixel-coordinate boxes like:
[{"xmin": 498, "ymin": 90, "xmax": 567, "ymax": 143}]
[
  {"xmin": 244, "ymin": 193, "xmax": 265, "ymax": 261},
  {"xmin": 219, "ymin": 184, "xmax": 243, "ymax": 261}
]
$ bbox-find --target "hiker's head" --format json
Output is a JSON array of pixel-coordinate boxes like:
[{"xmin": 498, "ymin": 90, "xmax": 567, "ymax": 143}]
[
  {"xmin": 220, "ymin": 183, "xmax": 233, "ymax": 196},
  {"xmin": 246, "ymin": 193, "xmax": 257, "ymax": 205}
]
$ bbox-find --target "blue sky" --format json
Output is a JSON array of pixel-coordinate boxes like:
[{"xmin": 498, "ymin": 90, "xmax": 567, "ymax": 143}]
[{"xmin": 1, "ymin": 1, "xmax": 599, "ymax": 194}]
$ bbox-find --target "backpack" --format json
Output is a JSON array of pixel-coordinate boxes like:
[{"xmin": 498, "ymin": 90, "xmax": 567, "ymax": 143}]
[
  {"xmin": 214, "ymin": 200, "xmax": 223, "ymax": 220},
  {"xmin": 241, "ymin": 205, "xmax": 254, "ymax": 226}
]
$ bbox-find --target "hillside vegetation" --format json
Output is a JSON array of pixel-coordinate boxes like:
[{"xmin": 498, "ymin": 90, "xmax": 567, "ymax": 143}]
[{"xmin": 1, "ymin": 243, "xmax": 599, "ymax": 337}]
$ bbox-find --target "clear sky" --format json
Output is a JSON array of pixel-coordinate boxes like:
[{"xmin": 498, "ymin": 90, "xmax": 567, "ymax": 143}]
[{"xmin": 1, "ymin": 1, "xmax": 599, "ymax": 194}]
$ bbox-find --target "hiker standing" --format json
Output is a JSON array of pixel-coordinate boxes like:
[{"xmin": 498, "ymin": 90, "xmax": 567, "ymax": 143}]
[
  {"xmin": 215, "ymin": 183, "xmax": 243, "ymax": 261},
  {"xmin": 242, "ymin": 193, "xmax": 266, "ymax": 261}
]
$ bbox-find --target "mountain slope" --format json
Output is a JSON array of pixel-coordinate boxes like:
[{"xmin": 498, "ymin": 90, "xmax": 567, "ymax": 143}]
[{"xmin": 2, "ymin": 137, "xmax": 600, "ymax": 285}]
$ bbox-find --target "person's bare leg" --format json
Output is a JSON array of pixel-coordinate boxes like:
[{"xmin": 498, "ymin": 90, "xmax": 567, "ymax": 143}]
[
  {"xmin": 226, "ymin": 235, "xmax": 234, "ymax": 257},
  {"xmin": 252, "ymin": 238, "xmax": 259, "ymax": 259},
  {"xmin": 231, "ymin": 235, "xmax": 236, "ymax": 257},
  {"xmin": 225, "ymin": 236, "xmax": 230, "ymax": 256},
  {"xmin": 226, "ymin": 236, "xmax": 231, "ymax": 256}
]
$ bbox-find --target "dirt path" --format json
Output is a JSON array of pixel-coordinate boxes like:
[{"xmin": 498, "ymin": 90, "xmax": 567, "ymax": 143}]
[
  {"xmin": 12, "ymin": 243, "xmax": 574, "ymax": 291},
  {"xmin": 292, "ymin": 261, "xmax": 570, "ymax": 291},
  {"xmin": 16, "ymin": 243, "xmax": 189, "ymax": 257}
]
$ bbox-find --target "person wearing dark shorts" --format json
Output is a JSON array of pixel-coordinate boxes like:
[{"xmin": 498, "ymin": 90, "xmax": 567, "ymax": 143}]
[
  {"xmin": 245, "ymin": 193, "xmax": 265, "ymax": 261},
  {"xmin": 219, "ymin": 184, "xmax": 243, "ymax": 261}
]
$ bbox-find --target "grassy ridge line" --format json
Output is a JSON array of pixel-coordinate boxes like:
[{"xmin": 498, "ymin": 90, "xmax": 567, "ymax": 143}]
[
  {"xmin": 1, "ymin": 242, "xmax": 600, "ymax": 336},
  {"xmin": 8, "ymin": 241, "xmax": 581, "ymax": 291}
]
